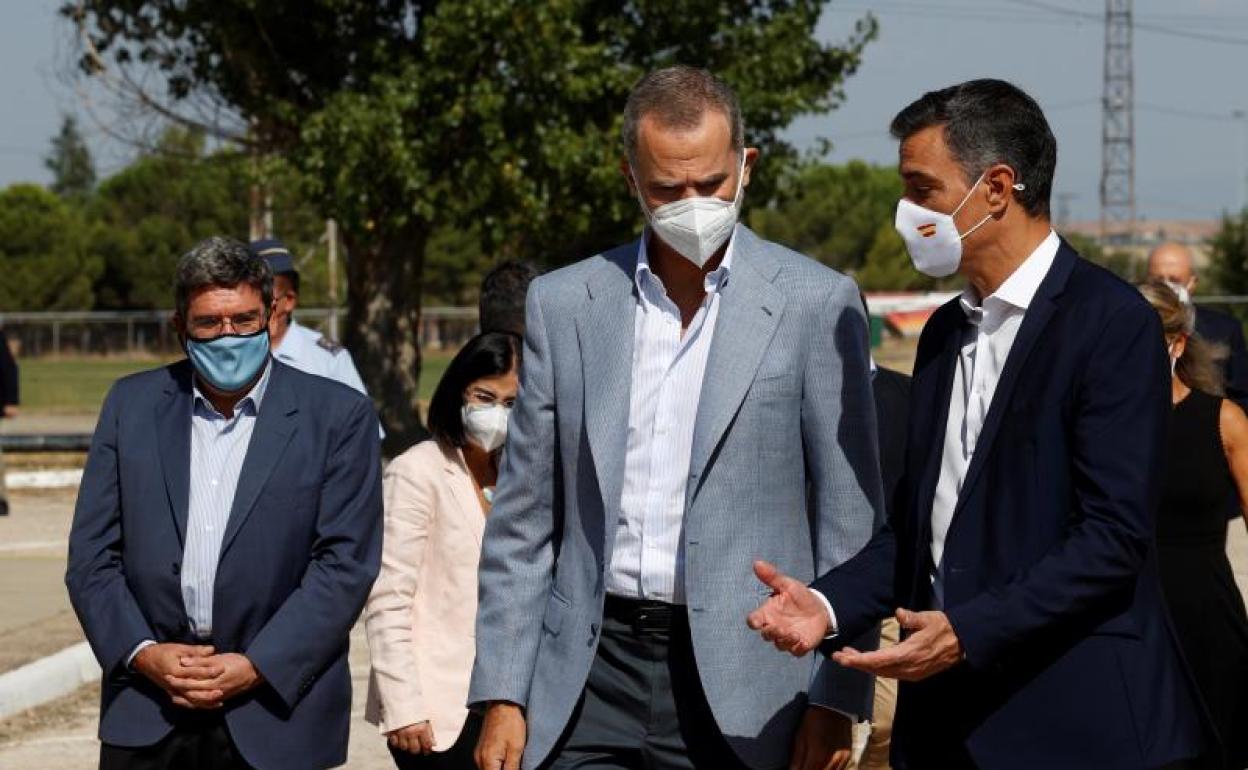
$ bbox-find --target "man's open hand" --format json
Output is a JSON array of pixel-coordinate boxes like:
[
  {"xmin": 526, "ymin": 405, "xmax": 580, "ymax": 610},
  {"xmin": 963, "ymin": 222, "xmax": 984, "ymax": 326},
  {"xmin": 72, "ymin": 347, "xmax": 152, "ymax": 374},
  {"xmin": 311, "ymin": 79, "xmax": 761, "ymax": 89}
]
[
  {"xmin": 746, "ymin": 560, "xmax": 832, "ymax": 657},
  {"xmin": 832, "ymin": 609, "xmax": 963, "ymax": 681}
]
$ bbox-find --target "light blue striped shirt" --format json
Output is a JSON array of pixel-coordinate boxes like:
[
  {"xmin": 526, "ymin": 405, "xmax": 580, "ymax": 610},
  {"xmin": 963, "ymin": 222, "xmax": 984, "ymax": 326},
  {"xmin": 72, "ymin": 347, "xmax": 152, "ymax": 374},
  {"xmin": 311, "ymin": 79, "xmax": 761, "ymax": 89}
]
[
  {"xmin": 182, "ymin": 361, "xmax": 272, "ymax": 638},
  {"xmin": 605, "ymin": 228, "xmax": 735, "ymax": 604}
]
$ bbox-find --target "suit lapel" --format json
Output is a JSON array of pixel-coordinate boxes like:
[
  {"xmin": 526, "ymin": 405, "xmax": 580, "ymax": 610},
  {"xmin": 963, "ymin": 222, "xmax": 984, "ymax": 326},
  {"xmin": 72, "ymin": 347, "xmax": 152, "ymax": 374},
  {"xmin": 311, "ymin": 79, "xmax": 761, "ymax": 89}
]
[
  {"xmin": 575, "ymin": 244, "xmax": 639, "ymax": 542},
  {"xmin": 951, "ymin": 244, "xmax": 1076, "ymax": 519},
  {"xmin": 155, "ymin": 362, "xmax": 194, "ymax": 545},
  {"xmin": 218, "ymin": 361, "xmax": 297, "ymax": 558},
  {"xmin": 445, "ymin": 448, "xmax": 485, "ymax": 546},
  {"xmin": 688, "ymin": 228, "xmax": 785, "ymax": 499}
]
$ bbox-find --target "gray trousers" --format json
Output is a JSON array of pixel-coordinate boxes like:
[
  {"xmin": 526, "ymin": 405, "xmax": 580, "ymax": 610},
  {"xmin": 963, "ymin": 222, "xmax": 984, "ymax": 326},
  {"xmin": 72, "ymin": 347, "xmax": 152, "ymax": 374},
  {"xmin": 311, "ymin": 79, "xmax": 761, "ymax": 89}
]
[{"xmin": 546, "ymin": 599, "xmax": 750, "ymax": 770}]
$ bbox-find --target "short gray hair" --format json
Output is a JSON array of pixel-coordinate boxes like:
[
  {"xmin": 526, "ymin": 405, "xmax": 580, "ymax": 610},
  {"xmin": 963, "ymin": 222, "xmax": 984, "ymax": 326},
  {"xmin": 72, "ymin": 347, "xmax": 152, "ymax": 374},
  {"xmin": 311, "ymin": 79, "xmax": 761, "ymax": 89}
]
[
  {"xmin": 175, "ymin": 236, "xmax": 273, "ymax": 320},
  {"xmin": 622, "ymin": 66, "xmax": 744, "ymax": 164}
]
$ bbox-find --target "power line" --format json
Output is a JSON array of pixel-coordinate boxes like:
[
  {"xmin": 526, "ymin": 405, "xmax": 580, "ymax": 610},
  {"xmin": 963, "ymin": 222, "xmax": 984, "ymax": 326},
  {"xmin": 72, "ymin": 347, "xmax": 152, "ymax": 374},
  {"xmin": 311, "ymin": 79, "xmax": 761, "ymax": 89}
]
[{"xmin": 1003, "ymin": 0, "xmax": 1248, "ymax": 46}]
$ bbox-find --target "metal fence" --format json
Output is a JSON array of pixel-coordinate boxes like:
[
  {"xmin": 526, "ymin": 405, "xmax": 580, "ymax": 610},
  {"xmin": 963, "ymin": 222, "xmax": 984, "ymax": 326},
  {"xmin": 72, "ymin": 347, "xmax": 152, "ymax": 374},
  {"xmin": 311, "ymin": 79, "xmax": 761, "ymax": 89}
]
[{"xmin": 0, "ymin": 307, "xmax": 480, "ymax": 357}]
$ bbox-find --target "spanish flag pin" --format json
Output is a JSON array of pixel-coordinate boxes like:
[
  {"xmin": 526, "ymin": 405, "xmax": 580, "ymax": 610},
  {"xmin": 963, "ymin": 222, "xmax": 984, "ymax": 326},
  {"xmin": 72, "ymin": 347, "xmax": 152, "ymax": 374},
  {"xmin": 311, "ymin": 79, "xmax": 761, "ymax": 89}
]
[{"xmin": 917, "ymin": 223, "xmax": 938, "ymax": 238}]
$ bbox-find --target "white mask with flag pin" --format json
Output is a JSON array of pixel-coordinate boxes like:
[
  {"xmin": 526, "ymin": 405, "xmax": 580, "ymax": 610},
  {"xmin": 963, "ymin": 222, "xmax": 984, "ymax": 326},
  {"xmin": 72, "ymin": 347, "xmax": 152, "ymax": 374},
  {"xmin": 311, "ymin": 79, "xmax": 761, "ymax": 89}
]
[{"xmin": 894, "ymin": 170, "xmax": 1026, "ymax": 278}]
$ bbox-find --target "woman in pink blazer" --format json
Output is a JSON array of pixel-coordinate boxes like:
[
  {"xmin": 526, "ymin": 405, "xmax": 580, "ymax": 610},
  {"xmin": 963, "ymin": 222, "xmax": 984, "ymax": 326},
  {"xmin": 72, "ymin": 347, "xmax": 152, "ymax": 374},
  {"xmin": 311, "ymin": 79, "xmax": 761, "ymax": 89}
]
[{"xmin": 365, "ymin": 332, "xmax": 522, "ymax": 769}]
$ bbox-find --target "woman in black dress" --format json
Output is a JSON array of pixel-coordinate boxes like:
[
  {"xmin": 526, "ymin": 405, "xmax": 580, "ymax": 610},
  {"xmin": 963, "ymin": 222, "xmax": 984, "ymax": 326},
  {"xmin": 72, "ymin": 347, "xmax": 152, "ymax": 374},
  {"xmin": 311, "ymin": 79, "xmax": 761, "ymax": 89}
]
[{"xmin": 1141, "ymin": 280, "xmax": 1248, "ymax": 770}]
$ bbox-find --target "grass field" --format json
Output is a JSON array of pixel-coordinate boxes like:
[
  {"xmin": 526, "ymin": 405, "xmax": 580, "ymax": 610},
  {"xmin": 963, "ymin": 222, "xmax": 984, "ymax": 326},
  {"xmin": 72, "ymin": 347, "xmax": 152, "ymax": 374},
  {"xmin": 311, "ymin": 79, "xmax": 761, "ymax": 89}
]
[{"xmin": 19, "ymin": 351, "xmax": 458, "ymax": 414}]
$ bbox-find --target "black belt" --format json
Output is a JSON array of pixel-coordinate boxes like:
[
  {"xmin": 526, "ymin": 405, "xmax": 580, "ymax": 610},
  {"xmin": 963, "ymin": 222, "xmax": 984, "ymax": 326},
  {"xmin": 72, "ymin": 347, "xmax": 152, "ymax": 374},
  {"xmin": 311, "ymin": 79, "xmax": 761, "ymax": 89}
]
[{"xmin": 603, "ymin": 595, "xmax": 687, "ymax": 634}]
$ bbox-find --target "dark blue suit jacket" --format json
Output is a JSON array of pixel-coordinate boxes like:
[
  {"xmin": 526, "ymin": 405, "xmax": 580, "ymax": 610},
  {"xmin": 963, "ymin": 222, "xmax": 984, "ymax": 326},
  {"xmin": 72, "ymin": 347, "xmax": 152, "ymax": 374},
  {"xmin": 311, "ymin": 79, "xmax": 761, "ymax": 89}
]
[
  {"xmin": 817, "ymin": 242, "xmax": 1206, "ymax": 769},
  {"xmin": 65, "ymin": 359, "xmax": 383, "ymax": 770}
]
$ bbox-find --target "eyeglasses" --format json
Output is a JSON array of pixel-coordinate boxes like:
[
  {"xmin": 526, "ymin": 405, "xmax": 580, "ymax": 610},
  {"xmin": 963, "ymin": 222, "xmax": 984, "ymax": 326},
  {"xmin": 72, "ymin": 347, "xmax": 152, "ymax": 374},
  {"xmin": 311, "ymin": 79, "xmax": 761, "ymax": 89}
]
[{"xmin": 187, "ymin": 311, "xmax": 266, "ymax": 338}]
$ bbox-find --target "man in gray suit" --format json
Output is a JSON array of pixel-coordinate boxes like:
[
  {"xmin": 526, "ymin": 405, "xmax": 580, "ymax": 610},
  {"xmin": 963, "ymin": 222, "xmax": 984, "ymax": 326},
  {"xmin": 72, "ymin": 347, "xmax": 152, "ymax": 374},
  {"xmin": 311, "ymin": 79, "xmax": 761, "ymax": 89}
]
[{"xmin": 470, "ymin": 66, "xmax": 883, "ymax": 770}]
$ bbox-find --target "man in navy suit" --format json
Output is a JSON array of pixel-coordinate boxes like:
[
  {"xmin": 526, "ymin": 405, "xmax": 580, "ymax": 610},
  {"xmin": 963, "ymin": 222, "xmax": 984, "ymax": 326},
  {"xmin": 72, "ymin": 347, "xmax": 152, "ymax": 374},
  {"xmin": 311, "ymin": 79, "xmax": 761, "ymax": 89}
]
[
  {"xmin": 66, "ymin": 236, "xmax": 383, "ymax": 770},
  {"xmin": 748, "ymin": 80, "xmax": 1205, "ymax": 769}
]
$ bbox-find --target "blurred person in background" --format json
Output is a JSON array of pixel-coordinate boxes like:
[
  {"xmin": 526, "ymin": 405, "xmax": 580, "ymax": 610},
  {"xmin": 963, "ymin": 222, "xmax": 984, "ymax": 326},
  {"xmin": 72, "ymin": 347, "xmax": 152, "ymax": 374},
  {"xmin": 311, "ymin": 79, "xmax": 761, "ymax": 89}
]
[
  {"xmin": 1140, "ymin": 280, "xmax": 1248, "ymax": 770},
  {"xmin": 1147, "ymin": 242, "xmax": 1248, "ymax": 411},
  {"xmin": 478, "ymin": 262, "xmax": 541, "ymax": 337},
  {"xmin": 248, "ymin": 238, "xmax": 371, "ymax": 398},
  {"xmin": 364, "ymin": 331, "xmax": 522, "ymax": 770},
  {"xmin": 0, "ymin": 327, "xmax": 18, "ymax": 517}
]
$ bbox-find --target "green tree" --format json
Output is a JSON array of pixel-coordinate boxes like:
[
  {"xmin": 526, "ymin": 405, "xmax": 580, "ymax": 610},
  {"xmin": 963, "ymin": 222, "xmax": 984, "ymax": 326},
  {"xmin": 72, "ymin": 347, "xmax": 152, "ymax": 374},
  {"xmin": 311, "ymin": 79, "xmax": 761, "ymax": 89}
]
[
  {"xmin": 87, "ymin": 128, "xmax": 251, "ymax": 309},
  {"xmin": 750, "ymin": 160, "xmax": 900, "ymax": 271},
  {"xmin": 1060, "ymin": 231, "xmax": 1134, "ymax": 280},
  {"xmin": 44, "ymin": 115, "xmax": 96, "ymax": 199},
  {"xmin": 67, "ymin": 1, "xmax": 877, "ymax": 451},
  {"xmin": 87, "ymin": 127, "xmax": 326, "ymax": 310},
  {"xmin": 0, "ymin": 184, "xmax": 100, "ymax": 310},
  {"xmin": 1210, "ymin": 209, "xmax": 1248, "ymax": 320},
  {"xmin": 749, "ymin": 159, "xmax": 949, "ymax": 290}
]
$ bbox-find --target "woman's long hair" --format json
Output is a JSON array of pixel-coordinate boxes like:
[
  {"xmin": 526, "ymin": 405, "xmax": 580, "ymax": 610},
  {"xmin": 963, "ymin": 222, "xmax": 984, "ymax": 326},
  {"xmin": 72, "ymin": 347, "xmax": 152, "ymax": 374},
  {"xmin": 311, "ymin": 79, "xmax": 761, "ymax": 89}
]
[{"xmin": 1138, "ymin": 279, "xmax": 1226, "ymax": 396}]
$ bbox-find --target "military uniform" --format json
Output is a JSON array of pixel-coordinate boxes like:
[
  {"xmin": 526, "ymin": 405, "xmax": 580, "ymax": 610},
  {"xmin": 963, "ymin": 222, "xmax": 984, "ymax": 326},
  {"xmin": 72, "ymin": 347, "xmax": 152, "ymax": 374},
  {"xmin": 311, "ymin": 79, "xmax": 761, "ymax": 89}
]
[
  {"xmin": 0, "ymin": 329, "xmax": 18, "ymax": 516},
  {"xmin": 274, "ymin": 319, "xmax": 368, "ymax": 396}
]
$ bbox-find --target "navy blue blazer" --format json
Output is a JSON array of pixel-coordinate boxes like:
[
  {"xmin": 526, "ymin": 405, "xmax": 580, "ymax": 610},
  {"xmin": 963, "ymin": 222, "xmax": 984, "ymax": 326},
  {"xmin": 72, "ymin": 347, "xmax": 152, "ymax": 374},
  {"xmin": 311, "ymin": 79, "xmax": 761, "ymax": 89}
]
[
  {"xmin": 818, "ymin": 242, "xmax": 1206, "ymax": 769},
  {"xmin": 1195, "ymin": 304, "xmax": 1248, "ymax": 410},
  {"xmin": 66, "ymin": 359, "xmax": 383, "ymax": 770}
]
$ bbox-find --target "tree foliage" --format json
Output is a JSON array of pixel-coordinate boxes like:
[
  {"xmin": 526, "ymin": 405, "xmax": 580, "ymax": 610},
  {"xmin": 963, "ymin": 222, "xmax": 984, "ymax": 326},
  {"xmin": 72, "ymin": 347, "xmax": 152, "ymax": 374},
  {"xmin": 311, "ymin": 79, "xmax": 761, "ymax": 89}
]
[
  {"xmin": 0, "ymin": 184, "xmax": 101, "ymax": 311},
  {"xmin": 749, "ymin": 160, "xmax": 946, "ymax": 291},
  {"xmin": 45, "ymin": 115, "xmax": 96, "ymax": 199},
  {"xmin": 1211, "ymin": 210, "xmax": 1248, "ymax": 315}
]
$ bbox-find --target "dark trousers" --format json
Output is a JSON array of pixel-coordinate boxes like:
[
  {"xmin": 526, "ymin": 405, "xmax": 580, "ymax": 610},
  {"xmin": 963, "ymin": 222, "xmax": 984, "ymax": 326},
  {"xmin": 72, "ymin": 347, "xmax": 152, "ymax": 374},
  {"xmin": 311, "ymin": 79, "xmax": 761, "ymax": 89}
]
[
  {"xmin": 546, "ymin": 597, "xmax": 748, "ymax": 770},
  {"xmin": 99, "ymin": 713, "xmax": 250, "ymax": 770},
  {"xmin": 388, "ymin": 713, "xmax": 482, "ymax": 770}
]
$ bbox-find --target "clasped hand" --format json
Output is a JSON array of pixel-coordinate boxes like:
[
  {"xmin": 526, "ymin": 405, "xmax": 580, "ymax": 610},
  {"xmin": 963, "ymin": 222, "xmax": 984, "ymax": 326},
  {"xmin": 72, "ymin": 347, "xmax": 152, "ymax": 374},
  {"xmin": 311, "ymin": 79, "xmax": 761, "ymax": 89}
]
[
  {"xmin": 746, "ymin": 560, "xmax": 964, "ymax": 681},
  {"xmin": 133, "ymin": 644, "xmax": 263, "ymax": 709}
]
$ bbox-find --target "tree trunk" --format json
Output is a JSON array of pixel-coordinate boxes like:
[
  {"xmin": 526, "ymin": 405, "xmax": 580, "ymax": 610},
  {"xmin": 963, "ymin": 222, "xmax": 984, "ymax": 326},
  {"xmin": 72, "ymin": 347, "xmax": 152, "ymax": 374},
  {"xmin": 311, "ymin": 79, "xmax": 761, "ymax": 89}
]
[{"xmin": 342, "ymin": 217, "xmax": 429, "ymax": 457}]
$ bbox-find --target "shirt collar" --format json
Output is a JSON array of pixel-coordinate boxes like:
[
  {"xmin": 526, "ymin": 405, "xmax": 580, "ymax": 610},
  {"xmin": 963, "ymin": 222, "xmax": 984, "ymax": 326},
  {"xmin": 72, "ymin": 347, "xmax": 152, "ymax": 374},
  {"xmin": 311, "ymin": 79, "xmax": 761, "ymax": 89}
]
[
  {"xmin": 959, "ymin": 229, "xmax": 1060, "ymax": 322},
  {"xmin": 193, "ymin": 358, "xmax": 273, "ymax": 418},
  {"xmin": 273, "ymin": 319, "xmax": 304, "ymax": 359},
  {"xmin": 635, "ymin": 224, "xmax": 737, "ymax": 298}
]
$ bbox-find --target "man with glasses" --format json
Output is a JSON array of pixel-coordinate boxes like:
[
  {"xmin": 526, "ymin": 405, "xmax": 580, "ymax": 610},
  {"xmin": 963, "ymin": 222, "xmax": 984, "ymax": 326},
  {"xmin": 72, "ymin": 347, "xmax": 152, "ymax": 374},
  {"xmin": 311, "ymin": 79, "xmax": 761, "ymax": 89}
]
[{"xmin": 66, "ymin": 236, "xmax": 383, "ymax": 770}]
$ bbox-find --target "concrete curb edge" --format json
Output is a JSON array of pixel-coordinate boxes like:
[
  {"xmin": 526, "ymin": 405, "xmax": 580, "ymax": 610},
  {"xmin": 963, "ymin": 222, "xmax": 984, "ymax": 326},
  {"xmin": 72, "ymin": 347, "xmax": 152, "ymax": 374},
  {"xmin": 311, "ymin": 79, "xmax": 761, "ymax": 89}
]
[{"xmin": 0, "ymin": 642, "xmax": 100, "ymax": 721}]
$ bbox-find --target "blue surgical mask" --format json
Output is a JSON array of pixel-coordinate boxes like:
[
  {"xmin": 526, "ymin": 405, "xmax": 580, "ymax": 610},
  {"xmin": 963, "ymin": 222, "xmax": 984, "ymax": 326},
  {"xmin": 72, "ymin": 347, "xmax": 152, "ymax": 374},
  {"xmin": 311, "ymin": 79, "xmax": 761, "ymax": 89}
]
[{"xmin": 185, "ymin": 329, "xmax": 271, "ymax": 392}]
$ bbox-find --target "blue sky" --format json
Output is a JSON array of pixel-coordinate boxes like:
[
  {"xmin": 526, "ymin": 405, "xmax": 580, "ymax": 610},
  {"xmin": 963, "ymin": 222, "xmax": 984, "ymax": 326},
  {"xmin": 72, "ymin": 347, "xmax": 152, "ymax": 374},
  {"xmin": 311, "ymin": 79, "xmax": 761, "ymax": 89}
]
[{"xmin": 3, "ymin": 0, "xmax": 1247, "ymax": 222}]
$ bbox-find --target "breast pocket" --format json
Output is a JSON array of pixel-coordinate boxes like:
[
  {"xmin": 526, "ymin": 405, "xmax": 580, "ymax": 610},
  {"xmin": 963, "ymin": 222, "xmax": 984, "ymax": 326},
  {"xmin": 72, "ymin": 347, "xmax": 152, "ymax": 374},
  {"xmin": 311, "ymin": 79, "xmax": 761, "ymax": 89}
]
[{"xmin": 748, "ymin": 373, "xmax": 798, "ymax": 400}]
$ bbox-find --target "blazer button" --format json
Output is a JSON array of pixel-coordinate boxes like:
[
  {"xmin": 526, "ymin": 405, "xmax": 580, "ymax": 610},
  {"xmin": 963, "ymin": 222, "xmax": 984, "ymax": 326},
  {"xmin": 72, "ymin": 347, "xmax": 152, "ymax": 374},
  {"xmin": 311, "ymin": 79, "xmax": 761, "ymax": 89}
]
[{"xmin": 171, "ymin": 562, "xmax": 180, "ymax": 575}]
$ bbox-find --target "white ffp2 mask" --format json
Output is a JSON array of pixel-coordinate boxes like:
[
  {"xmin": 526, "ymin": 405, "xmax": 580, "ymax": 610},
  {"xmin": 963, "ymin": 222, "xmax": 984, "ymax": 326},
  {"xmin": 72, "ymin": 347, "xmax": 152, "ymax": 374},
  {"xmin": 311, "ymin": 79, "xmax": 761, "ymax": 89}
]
[
  {"xmin": 462, "ymin": 404, "xmax": 511, "ymax": 453},
  {"xmin": 633, "ymin": 154, "xmax": 746, "ymax": 268}
]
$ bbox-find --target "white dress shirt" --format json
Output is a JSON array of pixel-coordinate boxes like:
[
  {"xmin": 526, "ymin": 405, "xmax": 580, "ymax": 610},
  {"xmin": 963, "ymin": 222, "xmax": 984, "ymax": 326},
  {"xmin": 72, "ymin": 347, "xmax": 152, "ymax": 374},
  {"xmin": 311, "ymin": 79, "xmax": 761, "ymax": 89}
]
[
  {"xmin": 605, "ymin": 228, "xmax": 735, "ymax": 604},
  {"xmin": 929, "ymin": 230, "xmax": 1060, "ymax": 603}
]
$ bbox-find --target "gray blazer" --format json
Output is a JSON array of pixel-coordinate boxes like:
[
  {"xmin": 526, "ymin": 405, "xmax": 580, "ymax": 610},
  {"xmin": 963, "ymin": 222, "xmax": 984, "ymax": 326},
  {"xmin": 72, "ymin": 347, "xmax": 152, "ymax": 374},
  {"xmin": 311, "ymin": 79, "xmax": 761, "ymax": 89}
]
[{"xmin": 468, "ymin": 226, "xmax": 884, "ymax": 769}]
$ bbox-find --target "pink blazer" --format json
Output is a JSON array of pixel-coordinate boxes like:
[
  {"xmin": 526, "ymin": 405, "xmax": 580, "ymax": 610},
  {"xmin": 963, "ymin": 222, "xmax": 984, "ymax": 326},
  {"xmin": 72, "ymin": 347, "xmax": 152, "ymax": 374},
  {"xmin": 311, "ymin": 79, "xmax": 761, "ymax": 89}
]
[{"xmin": 364, "ymin": 439, "xmax": 485, "ymax": 747}]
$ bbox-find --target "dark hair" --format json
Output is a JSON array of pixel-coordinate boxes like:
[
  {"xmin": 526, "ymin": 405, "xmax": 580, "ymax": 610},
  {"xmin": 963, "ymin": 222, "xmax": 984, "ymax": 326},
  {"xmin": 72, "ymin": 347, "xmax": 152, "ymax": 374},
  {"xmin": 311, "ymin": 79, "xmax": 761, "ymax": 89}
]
[
  {"xmin": 622, "ymin": 65, "xmax": 744, "ymax": 165},
  {"xmin": 427, "ymin": 332, "xmax": 523, "ymax": 450},
  {"xmin": 275, "ymin": 270, "xmax": 300, "ymax": 294},
  {"xmin": 175, "ymin": 236, "xmax": 273, "ymax": 319},
  {"xmin": 479, "ymin": 261, "xmax": 541, "ymax": 336},
  {"xmin": 890, "ymin": 79, "xmax": 1056, "ymax": 218}
]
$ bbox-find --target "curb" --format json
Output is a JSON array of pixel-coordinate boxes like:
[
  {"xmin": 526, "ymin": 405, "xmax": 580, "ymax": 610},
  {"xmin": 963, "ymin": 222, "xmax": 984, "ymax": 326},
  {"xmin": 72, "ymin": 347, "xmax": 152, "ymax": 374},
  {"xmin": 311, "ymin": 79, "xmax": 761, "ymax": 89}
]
[{"xmin": 0, "ymin": 642, "xmax": 100, "ymax": 721}]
